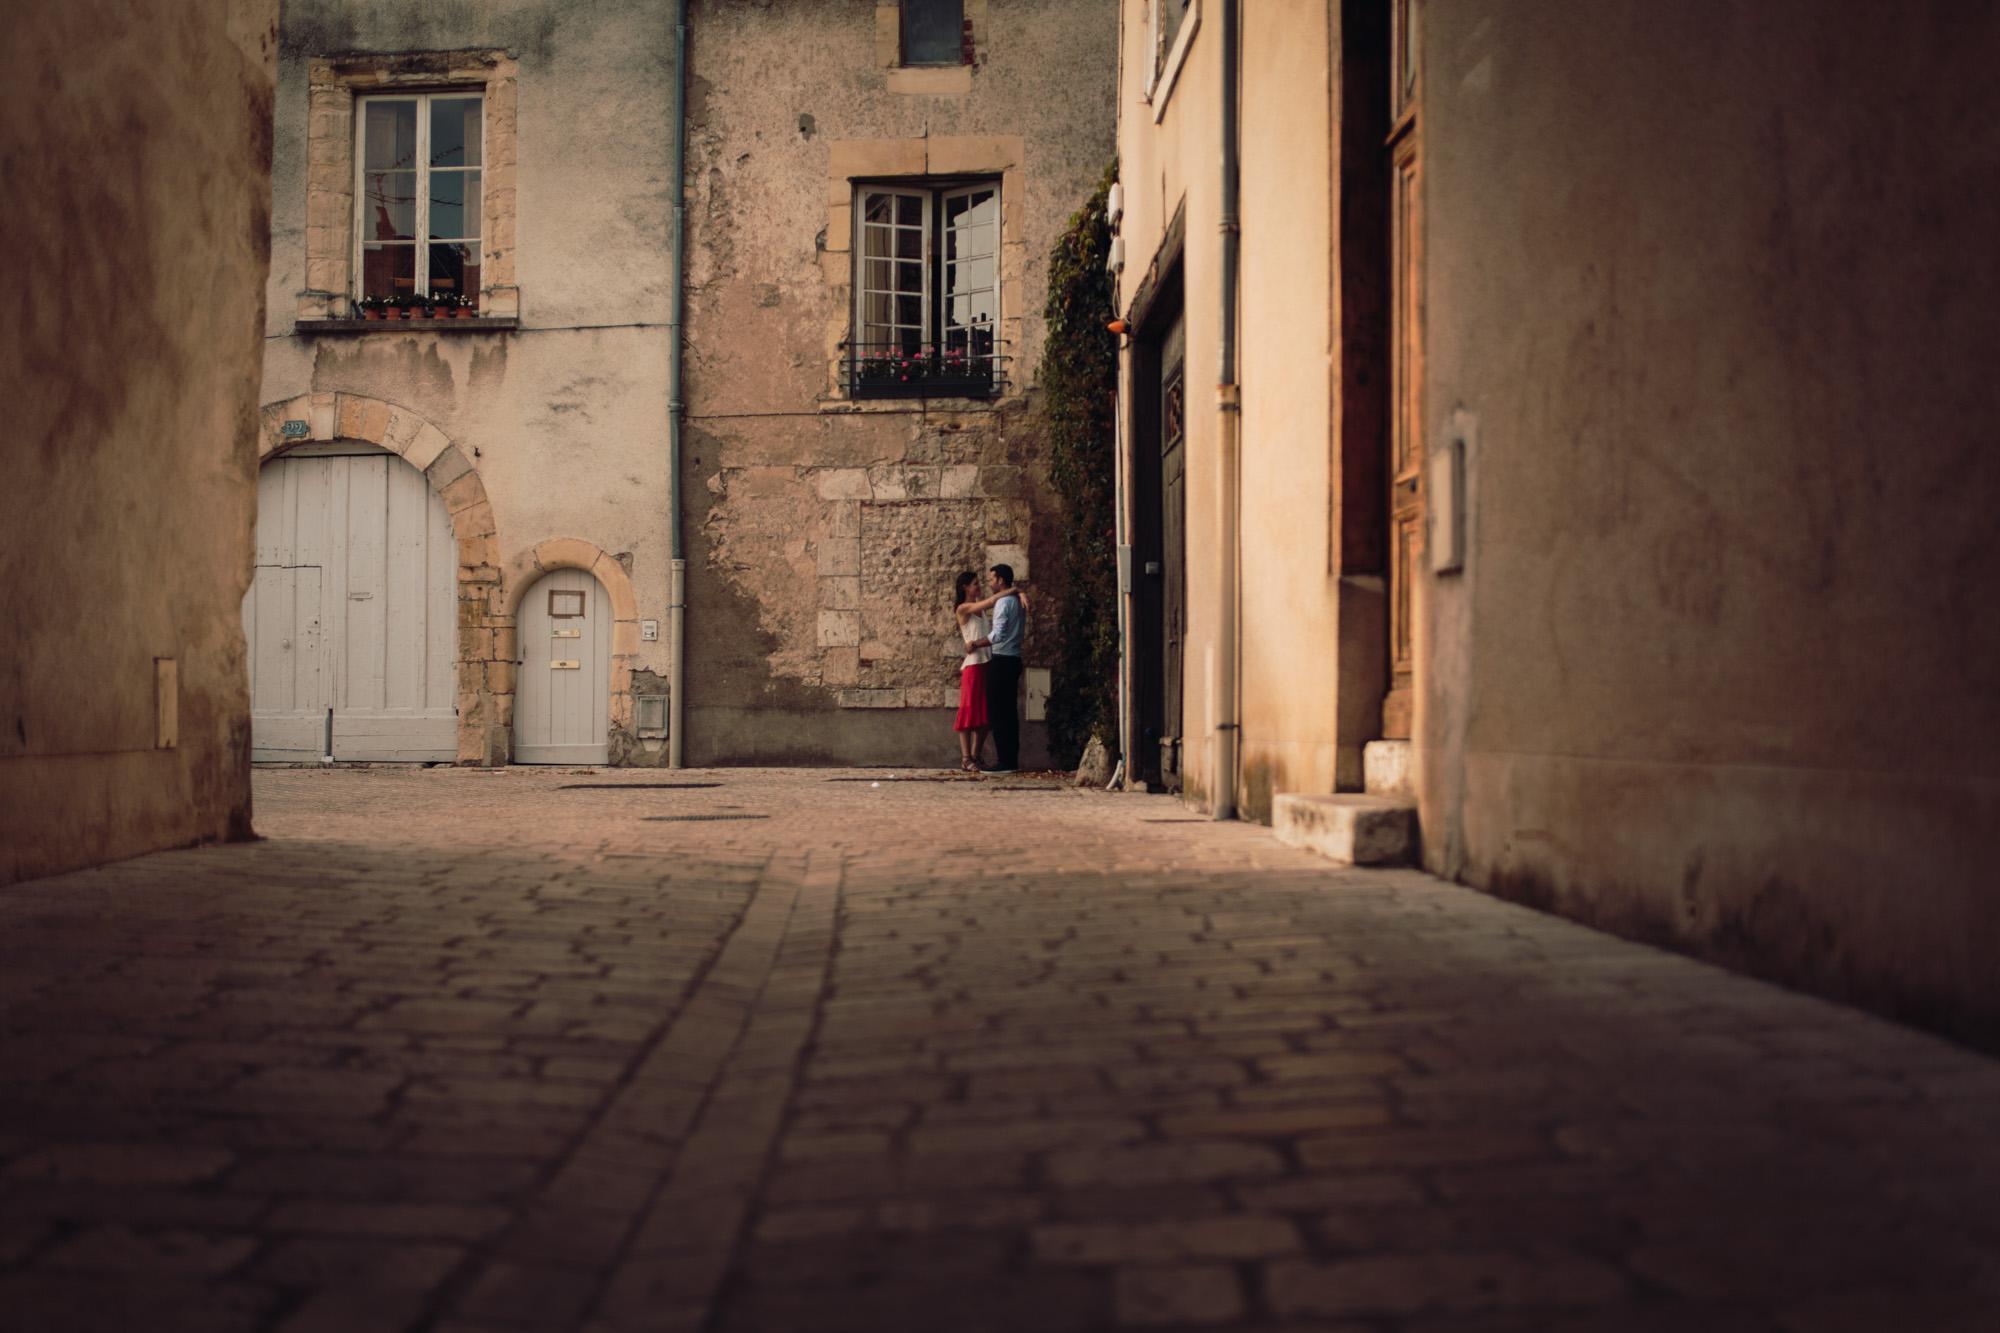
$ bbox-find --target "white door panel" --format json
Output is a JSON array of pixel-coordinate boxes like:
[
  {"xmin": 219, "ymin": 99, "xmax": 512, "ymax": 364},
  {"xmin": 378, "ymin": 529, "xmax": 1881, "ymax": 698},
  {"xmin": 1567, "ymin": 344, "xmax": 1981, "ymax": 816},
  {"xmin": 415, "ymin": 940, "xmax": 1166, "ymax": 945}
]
[
  {"xmin": 515, "ymin": 568, "xmax": 611, "ymax": 764},
  {"xmin": 245, "ymin": 450, "xmax": 456, "ymax": 763},
  {"xmin": 244, "ymin": 563, "xmax": 327, "ymax": 761}
]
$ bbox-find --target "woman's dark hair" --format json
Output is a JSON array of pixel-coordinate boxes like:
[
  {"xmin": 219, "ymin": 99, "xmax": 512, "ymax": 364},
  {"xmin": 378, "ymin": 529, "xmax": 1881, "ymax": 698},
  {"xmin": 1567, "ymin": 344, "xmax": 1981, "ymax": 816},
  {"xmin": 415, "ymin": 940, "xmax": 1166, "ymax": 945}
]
[{"xmin": 953, "ymin": 570, "xmax": 979, "ymax": 607}]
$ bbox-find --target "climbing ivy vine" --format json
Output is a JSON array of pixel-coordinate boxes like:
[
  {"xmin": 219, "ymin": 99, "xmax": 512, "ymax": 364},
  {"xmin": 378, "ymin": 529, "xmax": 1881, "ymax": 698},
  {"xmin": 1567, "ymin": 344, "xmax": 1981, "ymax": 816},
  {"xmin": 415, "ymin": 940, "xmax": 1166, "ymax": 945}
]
[{"xmin": 1039, "ymin": 162, "xmax": 1119, "ymax": 768}]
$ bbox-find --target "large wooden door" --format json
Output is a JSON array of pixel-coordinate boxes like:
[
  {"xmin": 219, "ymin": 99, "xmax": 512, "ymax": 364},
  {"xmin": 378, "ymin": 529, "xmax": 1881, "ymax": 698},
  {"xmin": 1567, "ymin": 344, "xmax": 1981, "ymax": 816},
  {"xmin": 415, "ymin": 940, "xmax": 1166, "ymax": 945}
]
[
  {"xmin": 1383, "ymin": 0, "xmax": 1424, "ymax": 739},
  {"xmin": 1159, "ymin": 315, "xmax": 1187, "ymax": 790},
  {"xmin": 245, "ymin": 448, "xmax": 457, "ymax": 762},
  {"xmin": 514, "ymin": 568, "xmax": 612, "ymax": 765}
]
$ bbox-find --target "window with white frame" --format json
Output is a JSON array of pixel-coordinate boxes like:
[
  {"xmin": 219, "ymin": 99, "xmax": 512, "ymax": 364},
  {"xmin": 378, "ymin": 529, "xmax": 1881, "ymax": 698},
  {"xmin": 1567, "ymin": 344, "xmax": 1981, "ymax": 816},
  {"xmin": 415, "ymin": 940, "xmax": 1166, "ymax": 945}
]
[
  {"xmin": 849, "ymin": 180, "xmax": 1000, "ymax": 397},
  {"xmin": 355, "ymin": 92, "xmax": 484, "ymax": 309}
]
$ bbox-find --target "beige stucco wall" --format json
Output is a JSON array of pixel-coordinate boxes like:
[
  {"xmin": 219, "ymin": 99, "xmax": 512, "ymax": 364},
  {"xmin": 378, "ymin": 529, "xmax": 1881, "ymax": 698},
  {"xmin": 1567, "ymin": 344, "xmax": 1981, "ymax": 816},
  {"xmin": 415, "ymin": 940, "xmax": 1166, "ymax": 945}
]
[
  {"xmin": 262, "ymin": 0, "xmax": 677, "ymax": 763},
  {"xmin": 1418, "ymin": 1, "xmax": 2000, "ymax": 1036},
  {"xmin": 1116, "ymin": 0, "xmax": 1355, "ymax": 817},
  {"xmin": 680, "ymin": 0, "xmax": 1116, "ymax": 766},
  {"xmin": 0, "ymin": 0, "xmax": 276, "ymax": 883}
]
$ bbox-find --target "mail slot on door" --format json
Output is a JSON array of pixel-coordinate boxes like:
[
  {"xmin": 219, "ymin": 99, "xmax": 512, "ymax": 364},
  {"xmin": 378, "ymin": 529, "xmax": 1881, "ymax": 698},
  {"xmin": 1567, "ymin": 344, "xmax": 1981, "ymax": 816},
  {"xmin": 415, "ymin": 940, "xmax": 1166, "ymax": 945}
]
[
  {"xmin": 550, "ymin": 659, "xmax": 581, "ymax": 670},
  {"xmin": 552, "ymin": 628, "xmax": 581, "ymax": 639}
]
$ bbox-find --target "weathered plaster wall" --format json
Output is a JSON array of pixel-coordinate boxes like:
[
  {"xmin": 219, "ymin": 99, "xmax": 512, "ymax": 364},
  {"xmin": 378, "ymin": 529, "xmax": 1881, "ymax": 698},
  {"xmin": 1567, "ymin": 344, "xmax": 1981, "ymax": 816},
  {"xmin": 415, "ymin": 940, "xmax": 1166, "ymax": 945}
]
[
  {"xmin": 1235, "ymin": 2, "xmax": 1344, "ymax": 817},
  {"xmin": 1115, "ymin": 0, "xmax": 1356, "ymax": 816},
  {"xmin": 1419, "ymin": 1, "xmax": 2000, "ymax": 1036},
  {"xmin": 1, "ymin": 0, "xmax": 277, "ymax": 882},
  {"xmin": 263, "ymin": 0, "xmax": 676, "ymax": 763},
  {"xmin": 681, "ymin": 0, "xmax": 1116, "ymax": 767}
]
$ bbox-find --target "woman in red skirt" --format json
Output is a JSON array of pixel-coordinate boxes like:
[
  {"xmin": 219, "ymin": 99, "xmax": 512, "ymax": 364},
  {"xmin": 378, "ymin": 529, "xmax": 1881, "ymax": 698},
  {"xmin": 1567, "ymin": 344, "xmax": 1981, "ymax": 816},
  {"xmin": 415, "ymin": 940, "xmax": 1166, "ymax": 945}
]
[{"xmin": 952, "ymin": 570, "xmax": 1000, "ymax": 771}]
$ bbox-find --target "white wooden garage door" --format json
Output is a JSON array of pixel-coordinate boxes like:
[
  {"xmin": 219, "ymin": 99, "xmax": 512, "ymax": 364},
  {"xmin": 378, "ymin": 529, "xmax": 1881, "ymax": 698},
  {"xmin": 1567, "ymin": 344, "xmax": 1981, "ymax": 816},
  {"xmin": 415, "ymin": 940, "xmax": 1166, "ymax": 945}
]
[{"xmin": 243, "ymin": 447, "xmax": 457, "ymax": 762}]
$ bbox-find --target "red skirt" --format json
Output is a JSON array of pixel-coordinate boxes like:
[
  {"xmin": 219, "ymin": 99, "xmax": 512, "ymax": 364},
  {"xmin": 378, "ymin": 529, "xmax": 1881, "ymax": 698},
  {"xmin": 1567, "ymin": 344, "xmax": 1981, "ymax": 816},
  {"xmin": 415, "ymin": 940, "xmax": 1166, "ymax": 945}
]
[{"xmin": 954, "ymin": 663, "xmax": 990, "ymax": 732}]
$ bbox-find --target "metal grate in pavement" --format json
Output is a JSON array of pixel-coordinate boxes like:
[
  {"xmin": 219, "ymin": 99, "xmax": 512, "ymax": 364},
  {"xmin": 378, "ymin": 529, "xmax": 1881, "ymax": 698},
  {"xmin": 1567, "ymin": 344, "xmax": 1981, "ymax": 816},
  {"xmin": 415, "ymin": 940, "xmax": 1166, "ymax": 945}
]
[
  {"xmin": 560, "ymin": 782, "xmax": 724, "ymax": 790},
  {"xmin": 642, "ymin": 813, "xmax": 769, "ymax": 822},
  {"xmin": 824, "ymin": 775, "xmax": 971, "ymax": 783}
]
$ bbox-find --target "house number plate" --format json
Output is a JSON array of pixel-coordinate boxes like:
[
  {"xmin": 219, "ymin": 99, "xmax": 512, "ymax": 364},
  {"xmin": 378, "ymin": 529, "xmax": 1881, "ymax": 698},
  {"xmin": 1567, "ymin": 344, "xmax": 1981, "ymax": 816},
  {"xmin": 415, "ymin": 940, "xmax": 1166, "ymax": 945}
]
[
  {"xmin": 552, "ymin": 628, "xmax": 581, "ymax": 639},
  {"xmin": 550, "ymin": 660, "xmax": 581, "ymax": 670}
]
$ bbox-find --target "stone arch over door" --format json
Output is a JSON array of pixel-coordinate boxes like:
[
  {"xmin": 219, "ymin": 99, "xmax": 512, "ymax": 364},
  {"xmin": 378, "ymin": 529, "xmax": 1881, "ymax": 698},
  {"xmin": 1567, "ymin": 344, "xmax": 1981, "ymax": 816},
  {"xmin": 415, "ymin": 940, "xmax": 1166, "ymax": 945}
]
[
  {"xmin": 501, "ymin": 539, "xmax": 641, "ymax": 763},
  {"xmin": 258, "ymin": 392, "xmax": 506, "ymax": 765}
]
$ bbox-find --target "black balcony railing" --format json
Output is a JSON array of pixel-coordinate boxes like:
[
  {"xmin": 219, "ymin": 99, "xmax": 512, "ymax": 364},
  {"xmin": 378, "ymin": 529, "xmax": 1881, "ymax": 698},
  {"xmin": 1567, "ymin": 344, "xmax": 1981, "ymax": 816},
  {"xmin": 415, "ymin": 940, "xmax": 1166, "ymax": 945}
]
[{"xmin": 844, "ymin": 342, "xmax": 1007, "ymax": 400}]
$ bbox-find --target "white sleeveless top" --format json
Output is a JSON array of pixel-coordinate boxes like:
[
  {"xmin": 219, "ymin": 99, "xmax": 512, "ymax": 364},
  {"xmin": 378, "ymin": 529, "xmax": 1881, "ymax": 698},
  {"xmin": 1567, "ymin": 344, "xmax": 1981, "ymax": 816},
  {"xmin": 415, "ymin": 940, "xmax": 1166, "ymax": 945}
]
[{"xmin": 959, "ymin": 611, "xmax": 991, "ymax": 670}]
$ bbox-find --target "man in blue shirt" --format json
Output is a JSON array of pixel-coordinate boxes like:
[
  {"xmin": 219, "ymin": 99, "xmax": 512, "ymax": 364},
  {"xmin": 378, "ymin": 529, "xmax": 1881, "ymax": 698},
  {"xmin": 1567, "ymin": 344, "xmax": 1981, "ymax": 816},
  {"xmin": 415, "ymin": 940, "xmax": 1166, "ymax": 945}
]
[{"xmin": 971, "ymin": 563, "xmax": 1025, "ymax": 774}]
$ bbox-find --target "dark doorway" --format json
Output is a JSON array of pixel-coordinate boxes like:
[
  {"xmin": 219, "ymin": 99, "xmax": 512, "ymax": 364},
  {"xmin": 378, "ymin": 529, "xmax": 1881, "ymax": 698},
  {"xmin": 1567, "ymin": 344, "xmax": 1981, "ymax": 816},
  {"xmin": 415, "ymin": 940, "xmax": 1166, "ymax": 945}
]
[
  {"xmin": 1157, "ymin": 314, "xmax": 1187, "ymax": 790},
  {"xmin": 1132, "ymin": 268, "xmax": 1185, "ymax": 792}
]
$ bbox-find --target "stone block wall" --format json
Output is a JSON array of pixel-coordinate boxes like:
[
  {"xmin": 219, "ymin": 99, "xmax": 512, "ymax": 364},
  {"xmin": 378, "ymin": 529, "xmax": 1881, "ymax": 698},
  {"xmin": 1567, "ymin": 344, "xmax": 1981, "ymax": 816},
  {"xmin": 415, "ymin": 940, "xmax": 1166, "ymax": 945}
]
[{"xmin": 680, "ymin": 0, "xmax": 1115, "ymax": 766}]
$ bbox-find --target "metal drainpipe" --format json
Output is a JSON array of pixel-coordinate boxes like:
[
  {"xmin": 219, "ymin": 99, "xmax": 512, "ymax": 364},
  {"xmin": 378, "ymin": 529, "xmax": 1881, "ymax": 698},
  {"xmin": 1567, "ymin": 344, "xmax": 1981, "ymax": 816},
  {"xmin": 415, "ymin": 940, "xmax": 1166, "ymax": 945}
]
[
  {"xmin": 666, "ymin": 0, "xmax": 689, "ymax": 768},
  {"xmin": 1212, "ymin": 0, "xmax": 1242, "ymax": 820}
]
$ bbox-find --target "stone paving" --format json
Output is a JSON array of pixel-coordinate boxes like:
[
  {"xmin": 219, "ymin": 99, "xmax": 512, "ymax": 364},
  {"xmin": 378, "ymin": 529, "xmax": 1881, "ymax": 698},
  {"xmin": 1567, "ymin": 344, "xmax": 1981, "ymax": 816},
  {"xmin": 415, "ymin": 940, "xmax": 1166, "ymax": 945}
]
[{"xmin": 3, "ymin": 768, "xmax": 1999, "ymax": 1332}]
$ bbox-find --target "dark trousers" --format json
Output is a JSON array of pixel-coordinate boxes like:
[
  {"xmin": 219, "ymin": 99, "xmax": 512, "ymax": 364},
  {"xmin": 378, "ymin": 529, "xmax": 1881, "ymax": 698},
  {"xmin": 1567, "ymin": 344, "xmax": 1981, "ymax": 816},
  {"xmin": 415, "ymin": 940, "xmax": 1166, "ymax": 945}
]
[{"xmin": 985, "ymin": 654, "xmax": 1022, "ymax": 769}]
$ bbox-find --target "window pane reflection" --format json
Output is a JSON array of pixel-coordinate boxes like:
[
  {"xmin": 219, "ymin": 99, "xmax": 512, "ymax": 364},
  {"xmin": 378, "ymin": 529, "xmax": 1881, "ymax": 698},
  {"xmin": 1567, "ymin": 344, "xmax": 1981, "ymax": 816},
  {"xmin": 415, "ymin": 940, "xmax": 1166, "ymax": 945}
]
[
  {"xmin": 901, "ymin": 0, "xmax": 963, "ymax": 65},
  {"xmin": 361, "ymin": 243, "xmax": 415, "ymax": 301},
  {"xmin": 429, "ymin": 243, "xmax": 480, "ymax": 303},
  {"xmin": 430, "ymin": 98, "xmax": 482, "ymax": 167},
  {"xmin": 364, "ymin": 171, "xmax": 416, "ymax": 241},
  {"xmin": 364, "ymin": 100, "xmax": 416, "ymax": 170},
  {"xmin": 430, "ymin": 170, "xmax": 479, "ymax": 240}
]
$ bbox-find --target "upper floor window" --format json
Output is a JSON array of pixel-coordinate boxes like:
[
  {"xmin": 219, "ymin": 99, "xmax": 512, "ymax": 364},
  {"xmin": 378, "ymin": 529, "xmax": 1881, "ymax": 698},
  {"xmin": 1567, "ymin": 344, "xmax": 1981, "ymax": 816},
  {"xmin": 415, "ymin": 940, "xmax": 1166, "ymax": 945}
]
[
  {"xmin": 849, "ymin": 180, "xmax": 1000, "ymax": 399},
  {"xmin": 1392, "ymin": 0, "xmax": 1421, "ymax": 123},
  {"xmin": 1147, "ymin": 0, "xmax": 1198, "ymax": 110},
  {"xmin": 902, "ymin": 0, "xmax": 965, "ymax": 66},
  {"xmin": 356, "ymin": 92, "xmax": 484, "ymax": 310},
  {"xmin": 1156, "ymin": 0, "xmax": 1192, "ymax": 77}
]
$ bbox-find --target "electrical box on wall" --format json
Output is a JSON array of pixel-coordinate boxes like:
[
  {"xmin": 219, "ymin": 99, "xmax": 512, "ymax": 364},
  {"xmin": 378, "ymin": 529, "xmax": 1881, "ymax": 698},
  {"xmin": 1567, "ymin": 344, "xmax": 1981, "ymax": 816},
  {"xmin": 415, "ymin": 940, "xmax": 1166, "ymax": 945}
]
[
  {"xmin": 1430, "ymin": 417, "xmax": 1469, "ymax": 575},
  {"xmin": 641, "ymin": 619, "xmax": 659, "ymax": 642},
  {"xmin": 153, "ymin": 658, "xmax": 177, "ymax": 749}
]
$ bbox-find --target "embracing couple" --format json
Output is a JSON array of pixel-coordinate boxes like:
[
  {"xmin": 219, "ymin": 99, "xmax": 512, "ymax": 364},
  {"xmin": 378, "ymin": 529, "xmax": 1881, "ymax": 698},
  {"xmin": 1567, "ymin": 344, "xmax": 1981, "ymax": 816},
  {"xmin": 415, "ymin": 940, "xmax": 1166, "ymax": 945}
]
[{"xmin": 951, "ymin": 563, "xmax": 1025, "ymax": 775}]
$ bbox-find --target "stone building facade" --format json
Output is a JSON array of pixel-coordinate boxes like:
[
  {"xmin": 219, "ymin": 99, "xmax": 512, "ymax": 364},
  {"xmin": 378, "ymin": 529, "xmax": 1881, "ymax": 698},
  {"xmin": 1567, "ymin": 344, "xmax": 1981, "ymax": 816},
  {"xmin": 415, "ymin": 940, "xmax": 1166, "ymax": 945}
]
[
  {"xmin": 2, "ymin": 0, "xmax": 277, "ymax": 884},
  {"xmin": 255, "ymin": 0, "xmax": 1115, "ymax": 769},
  {"xmin": 678, "ymin": 0, "xmax": 1114, "ymax": 765},
  {"xmin": 1113, "ymin": 0, "xmax": 2000, "ymax": 1039}
]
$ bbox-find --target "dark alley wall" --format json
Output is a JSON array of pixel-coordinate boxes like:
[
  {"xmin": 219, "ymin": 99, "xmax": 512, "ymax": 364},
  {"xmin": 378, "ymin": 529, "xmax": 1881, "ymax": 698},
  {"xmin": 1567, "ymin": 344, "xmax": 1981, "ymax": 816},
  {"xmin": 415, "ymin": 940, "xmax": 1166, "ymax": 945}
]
[
  {"xmin": 1417, "ymin": 1, "xmax": 2000, "ymax": 1037},
  {"xmin": 1, "ymin": 0, "xmax": 277, "ymax": 881}
]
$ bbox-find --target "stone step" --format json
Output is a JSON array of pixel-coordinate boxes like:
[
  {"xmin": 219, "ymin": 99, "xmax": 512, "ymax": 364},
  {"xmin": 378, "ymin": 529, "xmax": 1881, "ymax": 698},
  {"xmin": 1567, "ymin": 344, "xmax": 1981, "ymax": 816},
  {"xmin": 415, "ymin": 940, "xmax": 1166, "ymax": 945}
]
[
  {"xmin": 1271, "ymin": 792, "xmax": 1417, "ymax": 866},
  {"xmin": 1363, "ymin": 739, "xmax": 1412, "ymax": 797}
]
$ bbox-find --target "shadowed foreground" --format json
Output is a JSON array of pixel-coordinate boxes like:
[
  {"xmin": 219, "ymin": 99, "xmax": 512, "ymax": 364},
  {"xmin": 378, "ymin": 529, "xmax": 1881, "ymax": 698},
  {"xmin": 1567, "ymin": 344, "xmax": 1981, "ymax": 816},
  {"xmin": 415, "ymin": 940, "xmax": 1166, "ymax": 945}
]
[{"xmin": 2, "ymin": 768, "xmax": 1997, "ymax": 1331}]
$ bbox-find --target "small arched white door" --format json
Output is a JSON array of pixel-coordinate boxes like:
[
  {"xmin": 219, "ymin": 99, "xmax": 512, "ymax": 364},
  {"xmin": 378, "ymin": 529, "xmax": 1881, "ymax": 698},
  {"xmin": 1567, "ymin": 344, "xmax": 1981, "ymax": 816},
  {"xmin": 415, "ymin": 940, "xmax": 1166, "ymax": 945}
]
[{"xmin": 514, "ymin": 568, "xmax": 612, "ymax": 764}]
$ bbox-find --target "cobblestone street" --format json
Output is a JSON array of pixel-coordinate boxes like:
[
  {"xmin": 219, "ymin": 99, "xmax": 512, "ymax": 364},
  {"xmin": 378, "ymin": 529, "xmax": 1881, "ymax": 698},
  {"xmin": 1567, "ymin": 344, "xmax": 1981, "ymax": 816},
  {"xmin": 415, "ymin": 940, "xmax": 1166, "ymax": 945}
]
[{"xmin": 1, "ymin": 768, "xmax": 1997, "ymax": 1331}]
